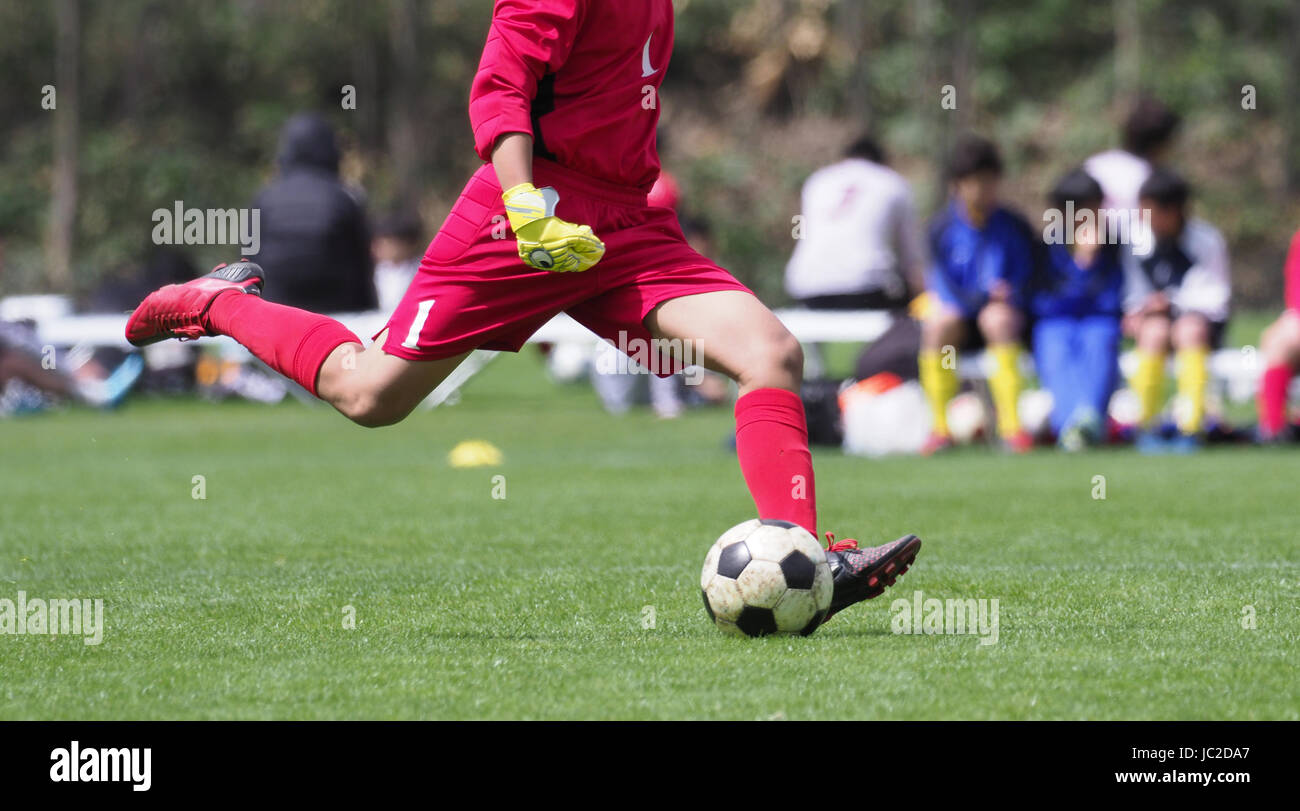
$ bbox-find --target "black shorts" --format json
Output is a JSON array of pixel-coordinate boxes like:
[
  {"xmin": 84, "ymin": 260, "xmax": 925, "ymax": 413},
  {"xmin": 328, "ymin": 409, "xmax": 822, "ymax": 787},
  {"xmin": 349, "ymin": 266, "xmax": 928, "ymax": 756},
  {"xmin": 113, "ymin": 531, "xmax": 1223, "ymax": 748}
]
[
  {"xmin": 1208, "ymin": 318, "xmax": 1228, "ymax": 350},
  {"xmin": 957, "ymin": 316, "xmax": 1033, "ymax": 352},
  {"xmin": 1126, "ymin": 311, "xmax": 1229, "ymax": 350},
  {"xmin": 797, "ymin": 289, "xmax": 909, "ymax": 312}
]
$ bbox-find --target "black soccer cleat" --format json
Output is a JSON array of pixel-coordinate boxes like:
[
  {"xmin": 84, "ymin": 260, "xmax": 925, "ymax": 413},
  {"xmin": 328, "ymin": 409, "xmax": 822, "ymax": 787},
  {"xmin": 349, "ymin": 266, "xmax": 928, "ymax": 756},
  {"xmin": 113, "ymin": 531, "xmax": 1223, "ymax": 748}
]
[
  {"xmin": 822, "ymin": 532, "xmax": 922, "ymax": 621},
  {"xmin": 206, "ymin": 259, "xmax": 265, "ymax": 292}
]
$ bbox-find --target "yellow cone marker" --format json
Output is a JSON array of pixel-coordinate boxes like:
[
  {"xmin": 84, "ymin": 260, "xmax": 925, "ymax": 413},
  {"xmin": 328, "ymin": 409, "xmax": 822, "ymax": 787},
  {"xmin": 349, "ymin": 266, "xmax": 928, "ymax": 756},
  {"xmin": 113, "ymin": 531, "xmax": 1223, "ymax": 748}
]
[{"xmin": 448, "ymin": 439, "xmax": 503, "ymax": 468}]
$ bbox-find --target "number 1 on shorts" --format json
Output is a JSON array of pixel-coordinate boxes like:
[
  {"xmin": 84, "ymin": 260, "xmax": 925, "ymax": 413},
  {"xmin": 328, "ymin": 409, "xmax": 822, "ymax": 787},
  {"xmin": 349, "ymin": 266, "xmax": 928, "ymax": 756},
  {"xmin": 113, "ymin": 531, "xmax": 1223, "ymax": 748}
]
[{"xmin": 402, "ymin": 299, "xmax": 436, "ymax": 349}]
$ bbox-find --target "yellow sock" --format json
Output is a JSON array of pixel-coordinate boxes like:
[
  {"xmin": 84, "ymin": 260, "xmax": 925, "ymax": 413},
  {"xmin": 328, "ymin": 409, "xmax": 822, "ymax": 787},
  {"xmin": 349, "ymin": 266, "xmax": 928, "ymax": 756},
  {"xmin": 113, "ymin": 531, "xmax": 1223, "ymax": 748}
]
[
  {"xmin": 1176, "ymin": 347, "xmax": 1209, "ymax": 434},
  {"xmin": 988, "ymin": 343, "xmax": 1023, "ymax": 438},
  {"xmin": 1133, "ymin": 350, "xmax": 1166, "ymax": 427},
  {"xmin": 919, "ymin": 349, "xmax": 957, "ymax": 436}
]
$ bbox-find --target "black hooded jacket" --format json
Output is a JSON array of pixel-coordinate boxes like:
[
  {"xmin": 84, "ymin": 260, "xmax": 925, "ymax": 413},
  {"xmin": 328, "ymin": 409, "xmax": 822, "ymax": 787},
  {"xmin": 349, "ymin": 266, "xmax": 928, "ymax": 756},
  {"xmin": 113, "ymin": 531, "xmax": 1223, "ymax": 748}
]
[{"xmin": 251, "ymin": 114, "xmax": 376, "ymax": 312}]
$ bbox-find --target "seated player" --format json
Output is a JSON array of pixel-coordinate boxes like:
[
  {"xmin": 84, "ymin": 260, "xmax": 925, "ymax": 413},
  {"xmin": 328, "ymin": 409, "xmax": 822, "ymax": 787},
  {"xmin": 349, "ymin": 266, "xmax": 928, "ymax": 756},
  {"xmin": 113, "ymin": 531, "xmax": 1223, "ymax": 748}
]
[
  {"xmin": 784, "ymin": 133, "xmax": 925, "ymax": 380},
  {"xmin": 1124, "ymin": 168, "xmax": 1231, "ymax": 449},
  {"xmin": 123, "ymin": 0, "xmax": 920, "ymax": 627},
  {"xmin": 784, "ymin": 133, "xmax": 924, "ymax": 311},
  {"xmin": 919, "ymin": 135, "xmax": 1036, "ymax": 454},
  {"xmin": 1083, "ymin": 95, "xmax": 1180, "ymax": 216},
  {"xmin": 253, "ymin": 113, "xmax": 376, "ymax": 313},
  {"xmin": 1256, "ymin": 227, "xmax": 1300, "ymax": 441},
  {"xmin": 1030, "ymin": 169, "xmax": 1125, "ymax": 450},
  {"xmin": 0, "ymin": 319, "xmax": 142, "ymax": 413}
]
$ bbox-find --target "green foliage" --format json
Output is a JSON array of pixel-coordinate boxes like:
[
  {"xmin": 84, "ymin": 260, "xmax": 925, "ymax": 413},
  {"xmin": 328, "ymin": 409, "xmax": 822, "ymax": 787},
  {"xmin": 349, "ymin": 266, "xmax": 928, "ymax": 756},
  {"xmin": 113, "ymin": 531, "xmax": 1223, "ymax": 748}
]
[{"xmin": 1, "ymin": 0, "xmax": 1297, "ymax": 306}]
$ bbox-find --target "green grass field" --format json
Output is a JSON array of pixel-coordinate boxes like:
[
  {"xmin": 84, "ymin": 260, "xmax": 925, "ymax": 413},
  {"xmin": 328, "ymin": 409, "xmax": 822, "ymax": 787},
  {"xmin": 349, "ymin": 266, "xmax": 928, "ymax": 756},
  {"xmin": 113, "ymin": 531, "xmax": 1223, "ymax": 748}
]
[{"xmin": 1, "ymin": 350, "xmax": 1297, "ymax": 720}]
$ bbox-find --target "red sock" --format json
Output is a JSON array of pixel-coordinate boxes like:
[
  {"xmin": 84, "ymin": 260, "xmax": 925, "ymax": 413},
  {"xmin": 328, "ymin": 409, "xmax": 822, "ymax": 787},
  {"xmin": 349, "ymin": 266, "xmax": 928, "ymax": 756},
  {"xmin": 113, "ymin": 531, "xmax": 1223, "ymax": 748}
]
[
  {"xmin": 734, "ymin": 388, "xmax": 817, "ymax": 536},
  {"xmin": 205, "ymin": 293, "xmax": 360, "ymax": 397},
  {"xmin": 1259, "ymin": 364, "xmax": 1292, "ymax": 437}
]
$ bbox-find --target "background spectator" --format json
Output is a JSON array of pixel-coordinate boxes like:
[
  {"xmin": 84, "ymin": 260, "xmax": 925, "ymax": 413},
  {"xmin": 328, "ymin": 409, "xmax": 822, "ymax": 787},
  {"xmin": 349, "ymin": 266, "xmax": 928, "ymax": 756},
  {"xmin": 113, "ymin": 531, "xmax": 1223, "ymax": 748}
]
[
  {"xmin": 252, "ymin": 113, "xmax": 375, "ymax": 312},
  {"xmin": 371, "ymin": 210, "xmax": 424, "ymax": 314},
  {"xmin": 1031, "ymin": 169, "xmax": 1126, "ymax": 449},
  {"xmin": 1124, "ymin": 168, "xmax": 1232, "ymax": 448},
  {"xmin": 919, "ymin": 135, "xmax": 1037, "ymax": 454},
  {"xmin": 1084, "ymin": 95, "xmax": 1181, "ymax": 217},
  {"xmin": 784, "ymin": 134, "xmax": 926, "ymax": 381},
  {"xmin": 784, "ymin": 134, "xmax": 924, "ymax": 309}
]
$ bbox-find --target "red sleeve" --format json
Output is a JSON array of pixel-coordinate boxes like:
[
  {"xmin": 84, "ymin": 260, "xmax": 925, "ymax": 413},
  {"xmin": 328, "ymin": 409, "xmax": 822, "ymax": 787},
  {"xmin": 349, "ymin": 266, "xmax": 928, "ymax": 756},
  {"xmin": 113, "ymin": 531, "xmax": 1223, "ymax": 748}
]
[
  {"xmin": 468, "ymin": 0, "xmax": 588, "ymax": 162},
  {"xmin": 1286, "ymin": 229, "xmax": 1300, "ymax": 312}
]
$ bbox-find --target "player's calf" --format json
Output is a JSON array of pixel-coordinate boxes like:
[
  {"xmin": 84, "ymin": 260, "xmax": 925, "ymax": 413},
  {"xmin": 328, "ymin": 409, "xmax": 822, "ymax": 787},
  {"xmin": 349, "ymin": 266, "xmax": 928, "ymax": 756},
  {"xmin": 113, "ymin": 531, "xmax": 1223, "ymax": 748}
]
[{"xmin": 1171, "ymin": 312, "xmax": 1210, "ymax": 350}]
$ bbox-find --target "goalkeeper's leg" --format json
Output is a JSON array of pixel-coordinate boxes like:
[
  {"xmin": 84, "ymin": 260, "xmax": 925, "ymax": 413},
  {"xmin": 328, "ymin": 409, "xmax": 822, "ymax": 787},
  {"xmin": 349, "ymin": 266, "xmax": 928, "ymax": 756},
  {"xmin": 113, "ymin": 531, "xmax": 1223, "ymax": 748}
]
[
  {"xmin": 644, "ymin": 290, "xmax": 815, "ymax": 534},
  {"xmin": 125, "ymin": 260, "xmax": 465, "ymax": 427},
  {"xmin": 313, "ymin": 337, "xmax": 468, "ymax": 427},
  {"xmin": 201, "ymin": 283, "xmax": 465, "ymax": 426},
  {"xmin": 1258, "ymin": 310, "xmax": 1300, "ymax": 439},
  {"xmin": 646, "ymin": 289, "xmax": 920, "ymax": 617}
]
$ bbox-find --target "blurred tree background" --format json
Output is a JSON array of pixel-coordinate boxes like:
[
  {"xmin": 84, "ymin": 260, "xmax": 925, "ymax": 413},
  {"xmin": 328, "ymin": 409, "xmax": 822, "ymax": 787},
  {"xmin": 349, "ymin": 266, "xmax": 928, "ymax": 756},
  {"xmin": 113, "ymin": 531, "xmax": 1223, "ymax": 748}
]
[{"xmin": 1, "ymin": 0, "xmax": 1297, "ymax": 308}]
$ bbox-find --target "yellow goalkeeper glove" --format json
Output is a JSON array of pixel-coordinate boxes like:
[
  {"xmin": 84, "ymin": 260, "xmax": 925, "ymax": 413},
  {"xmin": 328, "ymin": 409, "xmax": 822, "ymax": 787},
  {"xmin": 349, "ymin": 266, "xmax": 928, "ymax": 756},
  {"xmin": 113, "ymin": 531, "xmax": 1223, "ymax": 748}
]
[{"xmin": 502, "ymin": 182, "xmax": 606, "ymax": 272}]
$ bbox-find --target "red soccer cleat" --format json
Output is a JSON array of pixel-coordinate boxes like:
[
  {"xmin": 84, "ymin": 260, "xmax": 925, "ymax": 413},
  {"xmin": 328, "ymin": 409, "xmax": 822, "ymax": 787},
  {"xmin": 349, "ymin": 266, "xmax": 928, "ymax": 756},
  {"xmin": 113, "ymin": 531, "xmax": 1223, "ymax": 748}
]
[
  {"xmin": 125, "ymin": 261, "xmax": 264, "ymax": 347},
  {"xmin": 920, "ymin": 432, "xmax": 954, "ymax": 456},
  {"xmin": 1003, "ymin": 429, "xmax": 1034, "ymax": 454}
]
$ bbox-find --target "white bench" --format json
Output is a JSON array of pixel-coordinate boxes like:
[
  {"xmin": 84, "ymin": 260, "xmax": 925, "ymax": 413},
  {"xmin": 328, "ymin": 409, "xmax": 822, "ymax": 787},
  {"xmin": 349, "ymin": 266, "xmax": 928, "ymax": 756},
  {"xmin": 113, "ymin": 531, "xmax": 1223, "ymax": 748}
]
[{"xmin": 0, "ymin": 295, "xmax": 1269, "ymax": 405}]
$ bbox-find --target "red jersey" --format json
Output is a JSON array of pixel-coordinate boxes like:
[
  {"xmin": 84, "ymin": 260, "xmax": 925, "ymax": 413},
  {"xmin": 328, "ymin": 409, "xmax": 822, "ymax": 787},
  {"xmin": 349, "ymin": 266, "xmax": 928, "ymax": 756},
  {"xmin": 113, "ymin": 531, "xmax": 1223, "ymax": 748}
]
[
  {"xmin": 469, "ymin": 0, "xmax": 673, "ymax": 192},
  {"xmin": 1285, "ymin": 228, "xmax": 1300, "ymax": 312}
]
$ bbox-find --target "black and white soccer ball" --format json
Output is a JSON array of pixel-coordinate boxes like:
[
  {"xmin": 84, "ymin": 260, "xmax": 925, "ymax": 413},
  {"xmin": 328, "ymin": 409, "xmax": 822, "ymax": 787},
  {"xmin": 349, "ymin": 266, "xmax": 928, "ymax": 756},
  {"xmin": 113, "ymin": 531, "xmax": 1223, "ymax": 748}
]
[{"xmin": 700, "ymin": 519, "xmax": 832, "ymax": 637}]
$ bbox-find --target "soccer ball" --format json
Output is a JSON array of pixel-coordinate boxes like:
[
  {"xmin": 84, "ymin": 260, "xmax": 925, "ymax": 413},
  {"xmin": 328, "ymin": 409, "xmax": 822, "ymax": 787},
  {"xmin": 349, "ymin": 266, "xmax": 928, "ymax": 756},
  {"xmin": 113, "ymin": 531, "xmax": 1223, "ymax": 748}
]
[
  {"xmin": 946, "ymin": 391, "xmax": 987, "ymax": 444},
  {"xmin": 700, "ymin": 519, "xmax": 832, "ymax": 637}
]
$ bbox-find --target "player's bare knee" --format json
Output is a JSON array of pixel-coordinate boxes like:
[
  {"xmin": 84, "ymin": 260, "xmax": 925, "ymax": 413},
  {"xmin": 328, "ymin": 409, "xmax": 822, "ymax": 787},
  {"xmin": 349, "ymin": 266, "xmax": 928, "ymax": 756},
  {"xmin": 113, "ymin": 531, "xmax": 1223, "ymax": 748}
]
[
  {"xmin": 336, "ymin": 389, "xmax": 403, "ymax": 428},
  {"xmin": 1137, "ymin": 314, "xmax": 1171, "ymax": 352},
  {"xmin": 923, "ymin": 310, "xmax": 965, "ymax": 350},
  {"xmin": 920, "ymin": 319, "xmax": 944, "ymax": 350},
  {"xmin": 738, "ymin": 330, "xmax": 803, "ymax": 390},
  {"xmin": 777, "ymin": 332, "xmax": 805, "ymax": 380},
  {"xmin": 1172, "ymin": 314, "xmax": 1209, "ymax": 349},
  {"xmin": 978, "ymin": 302, "xmax": 1020, "ymax": 343}
]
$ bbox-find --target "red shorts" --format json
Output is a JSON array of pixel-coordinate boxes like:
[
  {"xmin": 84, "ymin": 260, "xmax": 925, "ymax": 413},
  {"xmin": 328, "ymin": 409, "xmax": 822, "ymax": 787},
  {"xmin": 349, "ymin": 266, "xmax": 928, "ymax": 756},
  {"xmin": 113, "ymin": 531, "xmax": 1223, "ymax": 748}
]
[{"xmin": 379, "ymin": 158, "xmax": 750, "ymax": 366}]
